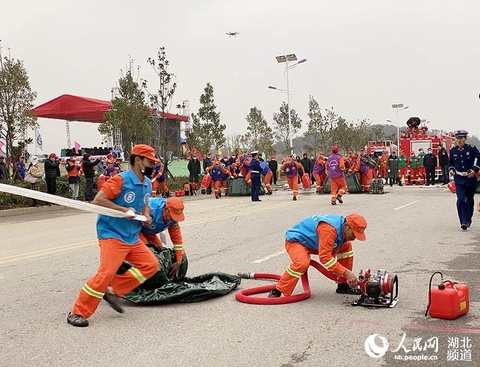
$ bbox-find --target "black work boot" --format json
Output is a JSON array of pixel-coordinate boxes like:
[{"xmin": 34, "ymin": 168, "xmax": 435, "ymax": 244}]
[
  {"xmin": 67, "ymin": 312, "xmax": 89, "ymax": 327},
  {"xmin": 103, "ymin": 288, "xmax": 124, "ymax": 313},
  {"xmin": 268, "ymin": 288, "xmax": 282, "ymax": 298}
]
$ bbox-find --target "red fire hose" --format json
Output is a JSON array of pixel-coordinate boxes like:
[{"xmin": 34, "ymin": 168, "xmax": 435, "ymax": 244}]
[{"xmin": 235, "ymin": 259, "xmax": 347, "ymax": 305}]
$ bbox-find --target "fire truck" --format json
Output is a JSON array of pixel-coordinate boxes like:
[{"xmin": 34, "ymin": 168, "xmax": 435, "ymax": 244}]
[{"xmin": 366, "ymin": 124, "xmax": 456, "ymax": 181}]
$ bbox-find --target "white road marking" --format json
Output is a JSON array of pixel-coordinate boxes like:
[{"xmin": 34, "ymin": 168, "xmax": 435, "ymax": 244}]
[
  {"xmin": 252, "ymin": 250, "xmax": 286, "ymax": 263},
  {"xmin": 393, "ymin": 200, "xmax": 419, "ymax": 211}
]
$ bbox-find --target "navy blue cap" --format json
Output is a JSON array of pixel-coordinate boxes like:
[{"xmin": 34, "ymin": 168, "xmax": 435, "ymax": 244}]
[{"xmin": 454, "ymin": 129, "xmax": 468, "ymax": 138}]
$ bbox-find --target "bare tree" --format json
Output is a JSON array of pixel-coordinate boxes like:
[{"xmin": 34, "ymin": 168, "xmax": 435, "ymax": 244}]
[
  {"xmin": 145, "ymin": 47, "xmax": 177, "ymax": 165},
  {"xmin": 272, "ymin": 101, "xmax": 302, "ymax": 155}
]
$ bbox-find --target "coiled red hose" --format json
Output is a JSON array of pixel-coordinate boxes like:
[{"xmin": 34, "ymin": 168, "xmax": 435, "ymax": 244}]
[{"xmin": 235, "ymin": 259, "xmax": 347, "ymax": 304}]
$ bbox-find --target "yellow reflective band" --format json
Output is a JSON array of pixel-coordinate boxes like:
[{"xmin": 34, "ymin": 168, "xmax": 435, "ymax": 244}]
[
  {"xmin": 336, "ymin": 251, "xmax": 353, "ymax": 260},
  {"xmin": 286, "ymin": 267, "xmax": 303, "ymax": 278},
  {"xmin": 173, "ymin": 244, "xmax": 183, "ymax": 251},
  {"xmin": 324, "ymin": 258, "xmax": 337, "ymax": 269},
  {"xmin": 127, "ymin": 267, "xmax": 147, "ymax": 284},
  {"xmin": 293, "ymin": 190, "xmax": 298, "ymax": 194},
  {"xmin": 82, "ymin": 284, "xmax": 104, "ymax": 299}
]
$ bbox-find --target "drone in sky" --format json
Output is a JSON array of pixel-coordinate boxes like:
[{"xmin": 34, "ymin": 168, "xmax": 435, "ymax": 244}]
[{"xmin": 226, "ymin": 31, "xmax": 239, "ymax": 37}]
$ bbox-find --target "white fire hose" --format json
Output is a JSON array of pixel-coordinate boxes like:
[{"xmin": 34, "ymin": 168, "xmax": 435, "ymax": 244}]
[{"xmin": 0, "ymin": 183, "xmax": 147, "ymax": 222}]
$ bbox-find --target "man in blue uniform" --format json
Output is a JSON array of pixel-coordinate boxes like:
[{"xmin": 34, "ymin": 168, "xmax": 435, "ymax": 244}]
[
  {"xmin": 448, "ymin": 130, "xmax": 480, "ymax": 230},
  {"xmin": 249, "ymin": 151, "xmax": 262, "ymax": 202}
]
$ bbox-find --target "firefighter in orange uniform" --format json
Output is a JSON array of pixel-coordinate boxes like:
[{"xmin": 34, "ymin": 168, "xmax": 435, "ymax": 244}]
[
  {"xmin": 205, "ymin": 160, "xmax": 231, "ymax": 198},
  {"xmin": 138, "ymin": 197, "xmax": 186, "ymax": 277},
  {"xmin": 67, "ymin": 144, "xmax": 159, "ymax": 327},
  {"xmin": 279, "ymin": 156, "xmax": 304, "ymax": 201},
  {"xmin": 378, "ymin": 151, "xmax": 388, "ymax": 179},
  {"xmin": 151, "ymin": 158, "xmax": 170, "ymax": 197},
  {"xmin": 356, "ymin": 150, "xmax": 373, "ymax": 192},
  {"xmin": 346, "ymin": 151, "xmax": 356, "ymax": 172},
  {"xmin": 312, "ymin": 154, "xmax": 327, "ymax": 194},
  {"xmin": 326, "ymin": 146, "xmax": 348, "ymax": 205},
  {"xmin": 268, "ymin": 213, "xmax": 367, "ymax": 298}
]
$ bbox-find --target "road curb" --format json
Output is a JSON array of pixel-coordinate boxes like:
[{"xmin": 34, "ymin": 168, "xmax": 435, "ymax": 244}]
[{"xmin": 0, "ymin": 205, "xmax": 69, "ymax": 218}]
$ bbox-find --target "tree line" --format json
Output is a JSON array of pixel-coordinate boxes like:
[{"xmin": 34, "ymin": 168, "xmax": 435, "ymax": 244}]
[{"xmin": 3, "ymin": 42, "xmax": 471, "ymax": 175}]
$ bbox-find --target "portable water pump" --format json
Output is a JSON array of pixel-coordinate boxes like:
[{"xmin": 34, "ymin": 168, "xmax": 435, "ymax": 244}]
[{"xmin": 352, "ymin": 269, "xmax": 399, "ymax": 308}]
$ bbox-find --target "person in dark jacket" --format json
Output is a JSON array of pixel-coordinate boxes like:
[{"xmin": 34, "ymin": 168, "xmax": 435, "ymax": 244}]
[
  {"xmin": 44, "ymin": 153, "xmax": 61, "ymax": 195},
  {"xmin": 437, "ymin": 142, "xmax": 450, "ymax": 185},
  {"xmin": 83, "ymin": 153, "xmax": 100, "ymax": 202},
  {"xmin": 300, "ymin": 153, "xmax": 312, "ymax": 179},
  {"xmin": 296, "ymin": 155, "xmax": 304, "ymax": 184},
  {"xmin": 0, "ymin": 155, "xmax": 8, "ymax": 181},
  {"xmin": 423, "ymin": 147, "xmax": 438, "ymax": 186},
  {"xmin": 187, "ymin": 154, "xmax": 201, "ymax": 194},
  {"xmin": 268, "ymin": 156, "xmax": 278, "ymax": 185}
]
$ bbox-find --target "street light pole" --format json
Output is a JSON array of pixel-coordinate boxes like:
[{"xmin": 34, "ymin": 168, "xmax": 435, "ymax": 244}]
[
  {"xmin": 392, "ymin": 104, "xmax": 409, "ymax": 153},
  {"xmin": 285, "ymin": 59, "xmax": 292, "ymax": 155},
  {"xmin": 273, "ymin": 54, "xmax": 307, "ymax": 156}
]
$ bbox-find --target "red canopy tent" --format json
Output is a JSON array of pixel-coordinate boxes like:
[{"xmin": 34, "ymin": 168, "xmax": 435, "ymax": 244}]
[
  {"xmin": 33, "ymin": 94, "xmax": 112, "ymax": 123},
  {"xmin": 32, "ymin": 94, "xmax": 189, "ymax": 122},
  {"xmin": 32, "ymin": 94, "xmax": 189, "ymax": 154}
]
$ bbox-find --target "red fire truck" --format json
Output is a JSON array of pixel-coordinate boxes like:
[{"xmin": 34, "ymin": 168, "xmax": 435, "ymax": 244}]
[{"xmin": 366, "ymin": 126, "xmax": 456, "ymax": 181}]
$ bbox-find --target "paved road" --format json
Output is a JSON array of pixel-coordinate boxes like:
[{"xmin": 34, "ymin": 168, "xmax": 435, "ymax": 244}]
[{"xmin": 1, "ymin": 185, "xmax": 479, "ymax": 367}]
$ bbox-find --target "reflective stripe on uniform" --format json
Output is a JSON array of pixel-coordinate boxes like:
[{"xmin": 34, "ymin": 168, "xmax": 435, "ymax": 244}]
[
  {"xmin": 127, "ymin": 266, "xmax": 147, "ymax": 284},
  {"xmin": 336, "ymin": 250, "xmax": 353, "ymax": 260},
  {"xmin": 286, "ymin": 266, "xmax": 303, "ymax": 278},
  {"xmin": 82, "ymin": 284, "xmax": 104, "ymax": 299},
  {"xmin": 323, "ymin": 257, "xmax": 337, "ymax": 269},
  {"xmin": 174, "ymin": 244, "xmax": 183, "ymax": 251}
]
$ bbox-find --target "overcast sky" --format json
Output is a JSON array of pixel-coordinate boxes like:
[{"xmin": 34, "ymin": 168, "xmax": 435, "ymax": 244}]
[{"xmin": 2, "ymin": 0, "xmax": 480, "ymax": 155}]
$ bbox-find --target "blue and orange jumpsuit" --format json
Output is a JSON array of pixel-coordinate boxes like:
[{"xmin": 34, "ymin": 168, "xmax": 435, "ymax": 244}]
[
  {"xmin": 205, "ymin": 162, "xmax": 231, "ymax": 198},
  {"xmin": 151, "ymin": 162, "xmax": 169, "ymax": 197},
  {"xmin": 279, "ymin": 158, "xmax": 303, "ymax": 199},
  {"xmin": 140, "ymin": 197, "xmax": 184, "ymax": 264},
  {"xmin": 275, "ymin": 215, "xmax": 354, "ymax": 296},
  {"xmin": 70, "ymin": 169, "xmax": 158, "ymax": 319},
  {"xmin": 326, "ymin": 153, "xmax": 348, "ymax": 204}
]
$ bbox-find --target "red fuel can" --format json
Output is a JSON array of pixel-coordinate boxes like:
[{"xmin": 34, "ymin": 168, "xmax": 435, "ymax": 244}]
[
  {"xmin": 302, "ymin": 173, "xmax": 311, "ymax": 189},
  {"xmin": 201, "ymin": 174, "xmax": 212, "ymax": 189},
  {"xmin": 429, "ymin": 281, "xmax": 469, "ymax": 320}
]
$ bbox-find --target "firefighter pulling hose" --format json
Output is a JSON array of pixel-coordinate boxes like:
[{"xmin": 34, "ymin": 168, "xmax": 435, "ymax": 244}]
[
  {"xmin": 235, "ymin": 213, "xmax": 399, "ymax": 308},
  {"xmin": 236, "ymin": 264, "xmax": 399, "ymax": 307}
]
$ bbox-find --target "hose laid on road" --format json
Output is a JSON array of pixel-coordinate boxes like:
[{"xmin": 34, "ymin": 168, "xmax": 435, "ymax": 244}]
[{"xmin": 235, "ymin": 259, "xmax": 347, "ymax": 305}]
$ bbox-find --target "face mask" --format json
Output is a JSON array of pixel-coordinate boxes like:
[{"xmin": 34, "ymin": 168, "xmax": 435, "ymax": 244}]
[{"xmin": 142, "ymin": 166, "xmax": 154, "ymax": 177}]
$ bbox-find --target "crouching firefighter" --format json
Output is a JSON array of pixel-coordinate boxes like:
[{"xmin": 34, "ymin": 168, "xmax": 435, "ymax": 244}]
[
  {"xmin": 118, "ymin": 197, "xmax": 186, "ymax": 279},
  {"xmin": 268, "ymin": 213, "xmax": 367, "ymax": 298}
]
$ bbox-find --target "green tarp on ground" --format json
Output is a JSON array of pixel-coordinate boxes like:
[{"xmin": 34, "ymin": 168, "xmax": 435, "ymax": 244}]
[
  {"xmin": 228, "ymin": 177, "xmax": 265, "ymax": 196},
  {"xmin": 323, "ymin": 173, "xmax": 362, "ymax": 194},
  {"xmin": 123, "ymin": 245, "xmax": 241, "ymax": 304}
]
